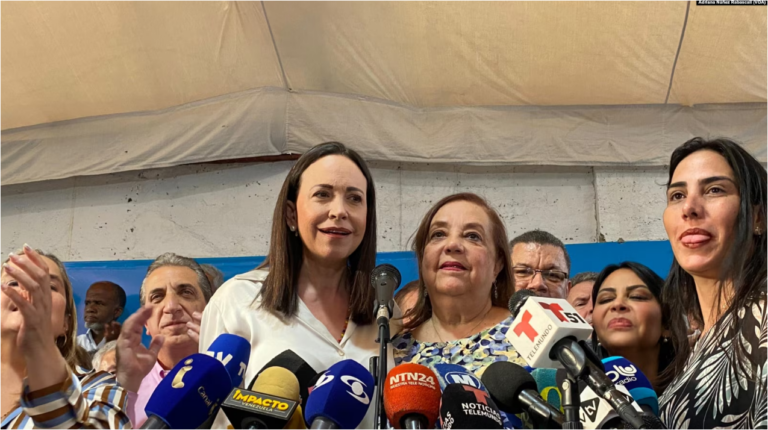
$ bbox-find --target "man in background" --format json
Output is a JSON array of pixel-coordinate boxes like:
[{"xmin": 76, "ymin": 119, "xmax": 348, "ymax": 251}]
[
  {"xmin": 509, "ymin": 230, "xmax": 571, "ymax": 299},
  {"xmin": 567, "ymin": 271, "xmax": 598, "ymax": 325},
  {"xmin": 116, "ymin": 252, "xmax": 212, "ymax": 428},
  {"xmin": 77, "ymin": 281, "xmax": 126, "ymax": 355}
]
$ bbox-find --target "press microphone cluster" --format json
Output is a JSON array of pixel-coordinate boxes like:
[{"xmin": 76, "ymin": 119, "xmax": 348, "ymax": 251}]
[
  {"xmin": 505, "ymin": 290, "xmax": 649, "ymax": 429},
  {"xmin": 305, "ymin": 359, "xmax": 375, "ymax": 429},
  {"xmin": 142, "ymin": 332, "xmax": 253, "ymax": 429}
]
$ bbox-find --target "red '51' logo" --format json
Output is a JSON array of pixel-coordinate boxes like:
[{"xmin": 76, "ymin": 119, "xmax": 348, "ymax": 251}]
[{"xmin": 512, "ymin": 302, "xmax": 587, "ymax": 341}]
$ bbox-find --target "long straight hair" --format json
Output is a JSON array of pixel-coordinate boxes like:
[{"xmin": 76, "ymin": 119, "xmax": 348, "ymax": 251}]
[
  {"xmin": 255, "ymin": 142, "xmax": 377, "ymax": 325},
  {"xmin": 401, "ymin": 193, "xmax": 514, "ymax": 332},
  {"xmin": 661, "ymin": 137, "xmax": 767, "ymax": 379},
  {"xmin": 589, "ymin": 261, "xmax": 675, "ymax": 393}
]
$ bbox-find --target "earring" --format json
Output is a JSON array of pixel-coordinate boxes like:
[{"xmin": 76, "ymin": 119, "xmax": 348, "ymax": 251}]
[
  {"xmin": 662, "ymin": 336, "xmax": 670, "ymax": 343},
  {"xmin": 492, "ymin": 281, "xmax": 498, "ymax": 301},
  {"xmin": 289, "ymin": 226, "xmax": 298, "ymax": 237},
  {"xmin": 755, "ymin": 226, "xmax": 762, "ymax": 235}
]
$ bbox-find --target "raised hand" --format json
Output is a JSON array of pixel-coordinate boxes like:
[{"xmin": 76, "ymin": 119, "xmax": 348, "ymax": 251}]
[
  {"xmin": 1, "ymin": 245, "xmax": 55, "ymax": 354},
  {"xmin": 1, "ymin": 245, "xmax": 68, "ymax": 390},
  {"xmin": 186, "ymin": 311, "xmax": 202, "ymax": 343},
  {"xmin": 104, "ymin": 320, "xmax": 122, "ymax": 343},
  {"xmin": 115, "ymin": 307, "xmax": 164, "ymax": 393}
]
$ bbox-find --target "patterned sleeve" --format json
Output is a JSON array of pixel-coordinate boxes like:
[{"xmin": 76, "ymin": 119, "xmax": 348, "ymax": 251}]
[{"xmin": 19, "ymin": 367, "xmax": 131, "ymax": 429}]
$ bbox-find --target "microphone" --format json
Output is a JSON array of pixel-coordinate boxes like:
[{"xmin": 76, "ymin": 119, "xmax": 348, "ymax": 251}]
[
  {"xmin": 250, "ymin": 350, "xmax": 318, "ymax": 411},
  {"xmin": 221, "ymin": 366, "xmax": 301, "ymax": 429},
  {"xmin": 531, "ymin": 368, "xmax": 564, "ymax": 410},
  {"xmin": 505, "ymin": 290, "xmax": 593, "ymax": 368},
  {"xmin": 203, "ymin": 333, "xmax": 251, "ymax": 388},
  {"xmin": 141, "ymin": 353, "xmax": 232, "ymax": 429},
  {"xmin": 439, "ymin": 384, "xmax": 504, "ymax": 429},
  {"xmin": 304, "ymin": 359, "xmax": 375, "ymax": 429},
  {"xmin": 371, "ymin": 263, "xmax": 400, "ymax": 429},
  {"xmin": 481, "ymin": 361, "xmax": 564, "ymax": 428},
  {"xmin": 430, "ymin": 363, "xmax": 524, "ymax": 429},
  {"xmin": 383, "ymin": 363, "xmax": 441, "ymax": 429},
  {"xmin": 198, "ymin": 333, "xmax": 252, "ymax": 429},
  {"xmin": 602, "ymin": 356, "xmax": 658, "ymax": 415},
  {"xmin": 505, "ymin": 291, "xmax": 646, "ymax": 429},
  {"xmin": 371, "ymin": 263, "xmax": 400, "ymax": 323}
]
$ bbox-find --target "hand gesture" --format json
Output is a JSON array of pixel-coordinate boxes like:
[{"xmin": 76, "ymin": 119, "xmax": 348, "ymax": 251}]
[
  {"xmin": 104, "ymin": 320, "xmax": 122, "ymax": 343},
  {"xmin": 186, "ymin": 311, "xmax": 202, "ymax": 343},
  {"xmin": 1, "ymin": 245, "xmax": 56, "ymax": 355},
  {"xmin": 115, "ymin": 307, "xmax": 164, "ymax": 393}
]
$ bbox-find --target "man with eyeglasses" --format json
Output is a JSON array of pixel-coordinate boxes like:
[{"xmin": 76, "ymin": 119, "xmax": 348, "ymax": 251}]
[{"xmin": 509, "ymin": 230, "xmax": 571, "ymax": 299}]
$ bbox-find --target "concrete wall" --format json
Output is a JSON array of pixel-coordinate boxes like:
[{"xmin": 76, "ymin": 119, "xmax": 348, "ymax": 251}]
[{"xmin": 1, "ymin": 161, "xmax": 669, "ymax": 261}]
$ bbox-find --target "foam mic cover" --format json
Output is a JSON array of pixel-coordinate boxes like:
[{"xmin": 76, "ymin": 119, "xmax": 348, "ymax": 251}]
[
  {"xmin": 304, "ymin": 359, "xmax": 375, "ymax": 429},
  {"xmin": 439, "ymin": 384, "xmax": 504, "ymax": 429},
  {"xmin": 431, "ymin": 363, "xmax": 485, "ymax": 391},
  {"xmin": 531, "ymin": 368, "xmax": 567, "ymax": 410},
  {"xmin": 602, "ymin": 356, "xmax": 658, "ymax": 415},
  {"xmin": 204, "ymin": 333, "xmax": 251, "ymax": 388},
  {"xmin": 481, "ymin": 361, "xmax": 564, "ymax": 428},
  {"xmin": 221, "ymin": 367, "xmax": 300, "ymax": 429},
  {"xmin": 371, "ymin": 264, "xmax": 401, "ymax": 306},
  {"xmin": 251, "ymin": 350, "xmax": 318, "ymax": 410},
  {"xmin": 431, "ymin": 363, "xmax": 524, "ymax": 429},
  {"xmin": 508, "ymin": 289, "xmax": 538, "ymax": 318},
  {"xmin": 142, "ymin": 353, "xmax": 232, "ymax": 429},
  {"xmin": 383, "ymin": 363, "xmax": 441, "ymax": 429}
]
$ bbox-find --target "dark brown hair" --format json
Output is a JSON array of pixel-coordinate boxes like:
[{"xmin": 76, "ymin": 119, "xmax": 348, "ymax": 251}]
[
  {"xmin": 589, "ymin": 261, "xmax": 674, "ymax": 393},
  {"xmin": 661, "ymin": 137, "xmax": 766, "ymax": 380},
  {"xmin": 401, "ymin": 193, "xmax": 514, "ymax": 332},
  {"xmin": 256, "ymin": 142, "xmax": 377, "ymax": 325}
]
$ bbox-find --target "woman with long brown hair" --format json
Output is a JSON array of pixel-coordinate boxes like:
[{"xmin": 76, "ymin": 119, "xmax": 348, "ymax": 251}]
[
  {"xmin": 199, "ymin": 142, "xmax": 391, "ymax": 428},
  {"xmin": 1, "ymin": 246, "xmax": 129, "ymax": 429},
  {"xmin": 657, "ymin": 138, "xmax": 766, "ymax": 429}
]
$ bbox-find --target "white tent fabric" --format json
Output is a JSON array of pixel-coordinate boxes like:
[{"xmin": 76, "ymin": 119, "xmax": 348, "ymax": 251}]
[{"xmin": 2, "ymin": 2, "xmax": 766, "ymax": 185}]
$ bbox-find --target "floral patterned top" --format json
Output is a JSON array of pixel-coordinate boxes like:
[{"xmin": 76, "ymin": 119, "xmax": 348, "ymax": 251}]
[
  {"xmin": 393, "ymin": 315, "xmax": 529, "ymax": 428},
  {"xmin": 659, "ymin": 299, "xmax": 767, "ymax": 429}
]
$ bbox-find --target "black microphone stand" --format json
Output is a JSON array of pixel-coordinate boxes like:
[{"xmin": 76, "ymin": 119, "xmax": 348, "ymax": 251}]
[
  {"xmin": 373, "ymin": 306, "xmax": 391, "ymax": 430},
  {"xmin": 561, "ymin": 376, "xmax": 582, "ymax": 429}
]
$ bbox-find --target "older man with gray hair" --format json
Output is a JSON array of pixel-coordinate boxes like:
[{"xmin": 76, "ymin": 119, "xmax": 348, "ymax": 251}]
[{"xmin": 115, "ymin": 252, "xmax": 212, "ymax": 428}]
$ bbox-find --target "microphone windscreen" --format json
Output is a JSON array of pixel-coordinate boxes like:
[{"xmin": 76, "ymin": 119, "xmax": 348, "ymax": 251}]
[
  {"xmin": 252, "ymin": 367, "xmax": 301, "ymax": 401},
  {"xmin": 204, "ymin": 333, "xmax": 251, "ymax": 388},
  {"xmin": 252, "ymin": 350, "xmax": 318, "ymax": 410},
  {"xmin": 304, "ymin": 359, "xmax": 375, "ymax": 429},
  {"xmin": 531, "ymin": 368, "xmax": 566, "ymax": 410},
  {"xmin": 383, "ymin": 363, "xmax": 441, "ymax": 429},
  {"xmin": 440, "ymin": 383, "xmax": 504, "ymax": 429},
  {"xmin": 371, "ymin": 264, "xmax": 401, "ymax": 305},
  {"xmin": 480, "ymin": 361, "xmax": 538, "ymax": 415},
  {"xmin": 602, "ymin": 356, "xmax": 659, "ymax": 415},
  {"xmin": 144, "ymin": 353, "xmax": 232, "ymax": 429},
  {"xmin": 431, "ymin": 363, "xmax": 485, "ymax": 391},
  {"xmin": 284, "ymin": 405, "xmax": 307, "ymax": 429},
  {"xmin": 507, "ymin": 289, "xmax": 537, "ymax": 317}
]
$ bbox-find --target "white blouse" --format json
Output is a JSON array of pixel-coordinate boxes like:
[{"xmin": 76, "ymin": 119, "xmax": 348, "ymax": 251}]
[{"xmin": 199, "ymin": 269, "xmax": 399, "ymax": 429}]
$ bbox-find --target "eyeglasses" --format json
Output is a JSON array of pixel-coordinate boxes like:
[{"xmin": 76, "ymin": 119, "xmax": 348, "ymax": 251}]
[{"xmin": 513, "ymin": 266, "xmax": 569, "ymax": 285}]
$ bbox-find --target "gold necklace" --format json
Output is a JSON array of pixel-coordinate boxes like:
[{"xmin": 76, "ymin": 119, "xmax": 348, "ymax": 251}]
[{"xmin": 432, "ymin": 305, "xmax": 491, "ymax": 343}]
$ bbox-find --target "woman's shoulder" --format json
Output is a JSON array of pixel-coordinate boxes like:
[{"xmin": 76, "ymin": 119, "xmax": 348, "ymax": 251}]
[{"xmin": 210, "ymin": 268, "xmax": 270, "ymax": 306}]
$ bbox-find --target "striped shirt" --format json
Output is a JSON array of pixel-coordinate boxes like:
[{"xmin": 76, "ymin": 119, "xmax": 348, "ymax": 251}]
[{"xmin": 1, "ymin": 366, "xmax": 130, "ymax": 429}]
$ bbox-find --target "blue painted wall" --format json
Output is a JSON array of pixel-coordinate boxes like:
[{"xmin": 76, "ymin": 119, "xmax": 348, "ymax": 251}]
[{"xmin": 65, "ymin": 240, "xmax": 673, "ymax": 346}]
